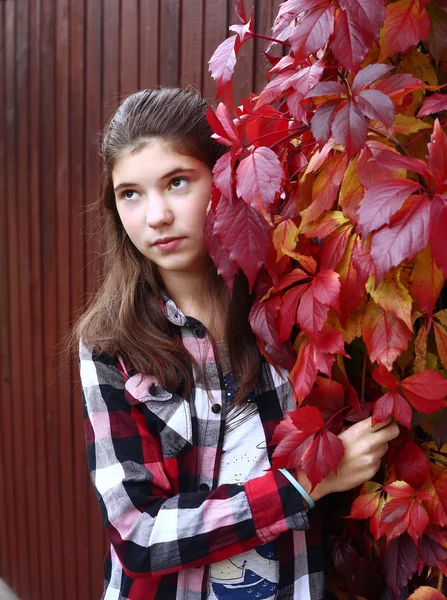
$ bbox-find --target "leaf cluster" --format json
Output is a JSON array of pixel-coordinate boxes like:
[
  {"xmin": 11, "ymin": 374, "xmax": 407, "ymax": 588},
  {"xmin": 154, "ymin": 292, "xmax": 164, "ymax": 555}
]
[{"xmin": 207, "ymin": 0, "xmax": 447, "ymax": 596}]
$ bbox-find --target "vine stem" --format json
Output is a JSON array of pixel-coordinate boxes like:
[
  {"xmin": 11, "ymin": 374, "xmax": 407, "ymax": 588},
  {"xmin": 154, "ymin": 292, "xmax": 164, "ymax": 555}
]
[
  {"xmin": 437, "ymin": 571, "xmax": 444, "ymax": 592},
  {"xmin": 361, "ymin": 353, "xmax": 367, "ymax": 403},
  {"xmin": 253, "ymin": 32, "xmax": 291, "ymax": 48}
]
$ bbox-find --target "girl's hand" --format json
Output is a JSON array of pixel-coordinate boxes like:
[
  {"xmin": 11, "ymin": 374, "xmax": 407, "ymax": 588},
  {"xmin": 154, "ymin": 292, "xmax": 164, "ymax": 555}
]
[{"xmin": 295, "ymin": 417, "xmax": 400, "ymax": 503}]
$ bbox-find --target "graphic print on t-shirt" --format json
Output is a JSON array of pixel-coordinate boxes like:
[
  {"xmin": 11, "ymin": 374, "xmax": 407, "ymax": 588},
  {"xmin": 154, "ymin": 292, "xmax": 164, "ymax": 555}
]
[{"xmin": 209, "ymin": 542, "xmax": 278, "ymax": 599}]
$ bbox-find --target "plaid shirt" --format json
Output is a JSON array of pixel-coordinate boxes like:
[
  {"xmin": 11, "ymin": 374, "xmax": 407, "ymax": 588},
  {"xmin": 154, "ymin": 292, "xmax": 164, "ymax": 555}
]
[{"xmin": 80, "ymin": 294, "xmax": 325, "ymax": 599}]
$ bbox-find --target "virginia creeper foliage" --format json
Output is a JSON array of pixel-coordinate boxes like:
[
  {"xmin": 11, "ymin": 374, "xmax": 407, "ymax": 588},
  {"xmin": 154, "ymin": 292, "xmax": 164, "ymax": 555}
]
[{"xmin": 207, "ymin": 0, "xmax": 447, "ymax": 596}]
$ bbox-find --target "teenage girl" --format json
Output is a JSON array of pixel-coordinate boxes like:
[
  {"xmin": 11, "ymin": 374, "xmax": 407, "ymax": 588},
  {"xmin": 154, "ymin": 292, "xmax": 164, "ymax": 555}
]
[{"xmin": 76, "ymin": 88, "xmax": 399, "ymax": 600}]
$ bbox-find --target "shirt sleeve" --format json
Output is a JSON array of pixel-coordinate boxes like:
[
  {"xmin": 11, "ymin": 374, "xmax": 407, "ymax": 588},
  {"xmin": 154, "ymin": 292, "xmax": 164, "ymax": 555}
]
[{"xmin": 79, "ymin": 340, "xmax": 310, "ymax": 580}]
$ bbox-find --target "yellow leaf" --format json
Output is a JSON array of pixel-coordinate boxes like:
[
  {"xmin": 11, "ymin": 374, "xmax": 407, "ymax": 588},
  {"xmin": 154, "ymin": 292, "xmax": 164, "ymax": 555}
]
[
  {"xmin": 434, "ymin": 321, "xmax": 447, "ymax": 370},
  {"xmin": 272, "ymin": 218, "xmax": 298, "ymax": 261},
  {"xmin": 413, "ymin": 324, "xmax": 427, "ymax": 373},
  {"xmin": 338, "ymin": 156, "xmax": 364, "ymax": 222},
  {"xmin": 426, "ymin": 352, "xmax": 439, "ymax": 371},
  {"xmin": 435, "ymin": 309, "xmax": 447, "ymax": 328},
  {"xmin": 391, "ymin": 113, "xmax": 432, "ymax": 135},
  {"xmin": 411, "ymin": 245, "xmax": 445, "ymax": 315},
  {"xmin": 399, "ymin": 48, "xmax": 438, "ymax": 87},
  {"xmin": 366, "ymin": 268, "xmax": 413, "ymax": 330}
]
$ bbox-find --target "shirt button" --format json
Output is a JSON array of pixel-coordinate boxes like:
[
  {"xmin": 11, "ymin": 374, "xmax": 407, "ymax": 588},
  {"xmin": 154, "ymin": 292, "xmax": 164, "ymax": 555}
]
[
  {"xmin": 193, "ymin": 323, "xmax": 206, "ymax": 338},
  {"xmin": 211, "ymin": 403, "xmax": 221, "ymax": 414},
  {"xmin": 199, "ymin": 483, "xmax": 210, "ymax": 491}
]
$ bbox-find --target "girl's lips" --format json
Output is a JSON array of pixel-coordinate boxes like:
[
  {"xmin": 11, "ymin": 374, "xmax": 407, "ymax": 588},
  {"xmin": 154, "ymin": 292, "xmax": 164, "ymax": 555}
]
[{"xmin": 153, "ymin": 237, "xmax": 185, "ymax": 251}]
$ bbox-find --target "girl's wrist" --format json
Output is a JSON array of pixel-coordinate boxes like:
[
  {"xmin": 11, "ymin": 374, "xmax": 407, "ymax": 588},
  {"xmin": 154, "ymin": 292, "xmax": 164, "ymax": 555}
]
[{"xmin": 295, "ymin": 468, "xmax": 328, "ymax": 503}]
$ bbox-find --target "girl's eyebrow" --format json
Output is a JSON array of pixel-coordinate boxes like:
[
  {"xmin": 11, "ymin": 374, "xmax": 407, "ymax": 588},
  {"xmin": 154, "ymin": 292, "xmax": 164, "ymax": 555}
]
[{"xmin": 113, "ymin": 167, "xmax": 196, "ymax": 193}]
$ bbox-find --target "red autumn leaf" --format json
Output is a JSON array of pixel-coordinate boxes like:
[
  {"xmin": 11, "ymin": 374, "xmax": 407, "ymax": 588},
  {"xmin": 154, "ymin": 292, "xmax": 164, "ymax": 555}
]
[
  {"xmin": 330, "ymin": 8, "xmax": 369, "ymax": 75},
  {"xmin": 399, "ymin": 370, "xmax": 447, "ymax": 413},
  {"xmin": 383, "ymin": 534, "xmax": 419, "ymax": 597},
  {"xmin": 374, "ymin": 149, "xmax": 430, "ymax": 179},
  {"xmin": 301, "ymin": 430, "xmax": 344, "ymax": 489},
  {"xmin": 313, "ymin": 328, "xmax": 347, "ymax": 356},
  {"xmin": 297, "ymin": 270, "xmax": 341, "ymax": 337},
  {"xmin": 358, "ymin": 179, "xmax": 422, "ymax": 236},
  {"xmin": 372, "ymin": 391, "xmax": 413, "ymax": 430},
  {"xmin": 311, "ymin": 100, "xmax": 339, "ymax": 146},
  {"xmin": 234, "ymin": 0, "xmax": 248, "ymax": 24},
  {"xmin": 354, "ymin": 89, "xmax": 395, "ymax": 128},
  {"xmin": 428, "ymin": 119, "xmax": 447, "ymax": 194},
  {"xmin": 213, "ymin": 103, "xmax": 242, "ymax": 146},
  {"xmin": 212, "ymin": 151, "xmax": 235, "ymax": 199},
  {"xmin": 290, "ymin": 339, "xmax": 318, "ymax": 402},
  {"xmin": 417, "ymin": 532, "xmax": 447, "ymax": 576},
  {"xmin": 380, "ymin": 0, "xmax": 431, "ymax": 60},
  {"xmin": 214, "ymin": 194, "xmax": 271, "ymax": 291},
  {"xmin": 321, "ymin": 224, "xmax": 352, "ymax": 271},
  {"xmin": 248, "ymin": 295, "xmax": 281, "ymax": 351},
  {"xmin": 337, "ymin": 235, "xmax": 369, "ymax": 323},
  {"xmin": 338, "ymin": 0, "xmax": 385, "ymax": 45},
  {"xmin": 374, "ymin": 73, "xmax": 426, "ymax": 103},
  {"xmin": 289, "ymin": 5, "xmax": 335, "ymax": 60},
  {"xmin": 393, "ymin": 440, "xmax": 430, "ymax": 488},
  {"xmin": 370, "ymin": 194, "xmax": 431, "ymax": 283},
  {"xmin": 352, "ymin": 64, "xmax": 395, "ymax": 91},
  {"xmin": 417, "ymin": 94, "xmax": 447, "ymax": 118},
  {"xmin": 372, "ymin": 363, "xmax": 398, "ymax": 392},
  {"xmin": 277, "ymin": 285, "xmax": 307, "ymax": 343},
  {"xmin": 380, "ymin": 481, "xmax": 430, "ymax": 544},
  {"xmin": 430, "ymin": 194, "xmax": 447, "ymax": 274},
  {"xmin": 204, "ymin": 209, "xmax": 238, "ymax": 293},
  {"xmin": 362, "ymin": 301, "xmax": 412, "ymax": 371},
  {"xmin": 236, "ymin": 147, "xmax": 285, "ymax": 215},
  {"xmin": 350, "ymin": 482, "xmax": 385, "ymax": 540},
  {"xmin": 209, "ymin": 35, "xmax": 241, "ymax": 97},
  {"xmin": 305, "ymin": 376, "xmax": 345, "ymax": 423},
  {"xmin": 331, "ymin": 100, "xmax": 368, "ymax": 158},
  {"xmin": 424, "ymin": 467, "xmax": 447, "ymax": 527},
  {"xmin": 270, "ymin": 417, "xmax": 314, "ymax": 469}
]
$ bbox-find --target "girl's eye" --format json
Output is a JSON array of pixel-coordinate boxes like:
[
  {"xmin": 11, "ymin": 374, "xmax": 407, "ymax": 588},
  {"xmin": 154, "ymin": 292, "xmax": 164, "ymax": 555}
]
[
  {"xmin": 170, "ymin": 177, "xmax": 188, "ymax": 190},
  {"xmin": 122, "ymin": 190, "xmax": 139, "ymax": 200}
]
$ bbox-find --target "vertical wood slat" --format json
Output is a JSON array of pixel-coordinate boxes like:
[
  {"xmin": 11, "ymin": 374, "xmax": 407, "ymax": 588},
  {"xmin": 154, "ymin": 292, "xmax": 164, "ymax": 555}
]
[
  {"xmin": 29, "ymin": 0, "xmax": 52, "ymax": 597},
  {"xmin": 16, "ymin": 0, "xmax": 41, "ymax": 598},
  {"xmin": 4, "ymin": 0, "xmax": 23, "ymax": 594},
  {"xmin": 0, "ymin": 3, "xmax": 283, "ymax": 599},
  {"xmin": 0, "ymin": 0, "xmax": 12, "ymax": 585}
]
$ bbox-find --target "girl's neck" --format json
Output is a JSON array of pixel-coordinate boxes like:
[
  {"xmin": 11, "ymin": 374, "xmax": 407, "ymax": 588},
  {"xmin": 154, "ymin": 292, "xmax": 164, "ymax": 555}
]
[{"xmin": 159, "ymin": 266, "xmax": 227, "ymax": 340}]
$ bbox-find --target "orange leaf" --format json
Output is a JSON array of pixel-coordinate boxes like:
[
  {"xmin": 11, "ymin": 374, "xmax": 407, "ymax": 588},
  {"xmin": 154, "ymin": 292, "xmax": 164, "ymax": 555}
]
[
  {"xmin": 272, "ymin": 218, "xmax": 298, "ymax": 261},
  {"xmin": 379, "ymin": 0, "xmax": 431, "ymax": 61},
  {"xmin": 338, "ymin": 156, "xmax": 364, "ymax": 222},
  {"xmin": 411, "ymin": 246, "xmax": 446, "ymax": 319},
  {"xmin": 408, "ymin": 587, "xmax": 447, "ymax": 600},
  {"xmin": 434, "ymin": 322, "xmax": 447, "ymax": 371},
  {"xmin": 362, "ymin": 300, "xmax": 412, "ymax": 370},
  {"xmin": 366, "ymin": 268, "xmax": 413, "ymax": 330}
]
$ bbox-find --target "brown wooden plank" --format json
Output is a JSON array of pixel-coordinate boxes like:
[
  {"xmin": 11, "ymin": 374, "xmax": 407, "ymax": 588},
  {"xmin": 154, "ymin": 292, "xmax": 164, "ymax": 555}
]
[
  {"xmin": 69, "ymin": 0, "xmax": 93, "ymax": 596},
  {"xmin": 159, "ymin": 0, "xmax": 180, "ymax": 86},
  {"xmin": 253, "ymin": 1, "xmax": 278, "ymax": 93},
  {"xmin": 180, "ymin": 0, "xmax": 203, "ymax": 89},
  {"xmin": 139, "ymin": 0, "xmax": 159, "ymax": 88},
  {"xmin": 102, "ymin": 0, "xmax": 119, "ymax": 116},
  {"xmin": 29, "ymin": 0, "xmax": 52, "ymax": 597},
  {"xmin": 4, "ymin": 0, "xmax": 24, "ymax": 594},
  {"xmin": 0, "ymin": 0, "xmax": 12, "ymax": 586},
  {"xmin": 85, "ymin": 1, "xmax": 107, "ymax": 596},
  {"xmin": 15, "ymin": 0, "xmax": 41, "ymax": 597},
  {"xmin": 55, "ymin": 0, "xmax": 78, "ymax": 596},
  {"xmin": 202, "ymin": 0, "xmax": 227, "ymax": 100},
  {"xmin": 40, "ymin": 0, "xmax": 65, "ymax": 597},
  {"xmin": 120, "ymin": 0, "xmax": 140, "ymax": 94}
]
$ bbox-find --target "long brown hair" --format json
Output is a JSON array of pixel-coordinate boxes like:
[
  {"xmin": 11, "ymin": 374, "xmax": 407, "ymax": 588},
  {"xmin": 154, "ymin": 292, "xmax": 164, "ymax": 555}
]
[{"xmin": 72, "ymin": 88, "xmax": 260, "ymax": 403}]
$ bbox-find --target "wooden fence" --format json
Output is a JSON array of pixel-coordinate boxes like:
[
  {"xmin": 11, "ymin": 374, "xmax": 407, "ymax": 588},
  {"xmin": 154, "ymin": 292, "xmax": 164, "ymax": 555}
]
[{"xmin": 0, "ymin": 1, "xmax": 281, "ymax": 598}]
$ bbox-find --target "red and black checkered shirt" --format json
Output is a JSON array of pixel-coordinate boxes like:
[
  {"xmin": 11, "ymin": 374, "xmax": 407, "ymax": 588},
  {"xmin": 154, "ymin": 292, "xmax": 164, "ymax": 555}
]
[{"xmin": 79, "ymin": 294, "xmax": 325, "ymax": 599}]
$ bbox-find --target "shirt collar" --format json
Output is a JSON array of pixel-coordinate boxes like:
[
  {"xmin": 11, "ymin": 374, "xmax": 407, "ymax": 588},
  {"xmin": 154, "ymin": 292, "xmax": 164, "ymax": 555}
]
[{"xmin": 161, "ymin": 290, "xmax": 187, "ymax": 327}]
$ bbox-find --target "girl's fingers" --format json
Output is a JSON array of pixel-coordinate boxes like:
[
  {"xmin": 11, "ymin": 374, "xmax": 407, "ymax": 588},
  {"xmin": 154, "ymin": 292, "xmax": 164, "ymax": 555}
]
[{"xmin": 370, "ymin": 416, "xmax": 392, "ymax": 432}]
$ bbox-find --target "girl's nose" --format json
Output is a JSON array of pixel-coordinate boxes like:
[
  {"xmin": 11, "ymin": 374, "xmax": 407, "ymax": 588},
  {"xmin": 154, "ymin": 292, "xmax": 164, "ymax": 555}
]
[{"xmin": 145, "ymin": 192, "xmax": 173, "ymax": 228}]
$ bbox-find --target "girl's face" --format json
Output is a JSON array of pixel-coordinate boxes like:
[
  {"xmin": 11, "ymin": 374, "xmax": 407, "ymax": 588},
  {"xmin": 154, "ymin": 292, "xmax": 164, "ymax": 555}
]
[{"xmin": 113, "ymin": 140, "xmax": 213, "ymax": 280}]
